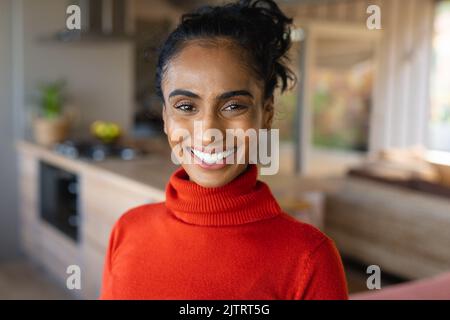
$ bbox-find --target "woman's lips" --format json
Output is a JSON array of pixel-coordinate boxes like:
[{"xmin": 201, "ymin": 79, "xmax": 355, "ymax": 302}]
[{"xmin": 186, "ymin": 146, "xmax": 238, "ymax": 169}]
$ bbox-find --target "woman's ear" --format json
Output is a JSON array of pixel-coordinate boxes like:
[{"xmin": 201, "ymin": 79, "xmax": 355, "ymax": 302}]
[{"xmin": 262, "ymin": 96, "xmax": 275, "ymax": 129}]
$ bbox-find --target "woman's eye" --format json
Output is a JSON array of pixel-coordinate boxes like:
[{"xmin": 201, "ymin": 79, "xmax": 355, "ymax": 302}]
[
  {"xmin": 175, "ymin": 104, "xmax": 196, "ymax": 112},
  {"xmin": 222, "ymin": 104, "xmax": 247, "ymax": 112}
]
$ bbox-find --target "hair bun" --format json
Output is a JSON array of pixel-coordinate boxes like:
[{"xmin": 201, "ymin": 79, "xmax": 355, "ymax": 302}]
[
  {"xmin": 240, "ymin": 0, "xmax": 293, "ymax": 49},
  {"xmin": 156, "ymin": 0, "xmax": 297, "ymax": 102},
  {"xmin": 237, "ymin": 0, "xmax": 296, "ymax": 95}
]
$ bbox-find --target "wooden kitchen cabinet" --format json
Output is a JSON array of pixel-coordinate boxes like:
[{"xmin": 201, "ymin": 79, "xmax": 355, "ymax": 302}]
[
  {"xmin": 17, "ymin": 141, "xmax": 166, "ymax": 299},
  {"xmin": 81, "ymin": 172, "xmax": 159, "ymax": 250},
  {"xmin": 18, "ymin": 150, "xmax": 83, "ymax": 298},
  {"xmin": 80, "ymin": 171, "xmax": 164, "ymax": 299}
]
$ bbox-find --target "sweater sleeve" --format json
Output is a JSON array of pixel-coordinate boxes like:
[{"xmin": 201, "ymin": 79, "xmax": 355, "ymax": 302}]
[{"xmin": 297, "ymin": 237, "xmax": 349, "ymax": 300}]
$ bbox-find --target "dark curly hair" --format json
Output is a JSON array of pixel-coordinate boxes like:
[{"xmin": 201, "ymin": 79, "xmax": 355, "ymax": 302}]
[{"xmin": 155, "ymin": 0, "xmax": 297, "ymax": 104}]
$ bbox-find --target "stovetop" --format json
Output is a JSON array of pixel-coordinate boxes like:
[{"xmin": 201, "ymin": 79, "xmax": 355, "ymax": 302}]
[{"xmin": 54, "ymin": 140, "xmax": 146, "ymax": 161}]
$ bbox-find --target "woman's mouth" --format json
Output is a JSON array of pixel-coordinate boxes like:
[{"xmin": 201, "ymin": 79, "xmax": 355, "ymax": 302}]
[{"xmin": 186, "ymin": 146, "xmax": 237, "ymax": 169}]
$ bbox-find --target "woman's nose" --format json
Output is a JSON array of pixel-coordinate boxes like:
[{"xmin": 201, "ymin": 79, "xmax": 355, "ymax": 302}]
[{"xmin": 194, "ymin": 113, "xmax": 224, "ymax": 147}]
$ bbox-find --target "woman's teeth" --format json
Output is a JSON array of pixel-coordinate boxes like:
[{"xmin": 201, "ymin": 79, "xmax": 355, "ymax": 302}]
[{"xmin": 190, "ymin": 147, "xmax": 235, "ymax": 165}]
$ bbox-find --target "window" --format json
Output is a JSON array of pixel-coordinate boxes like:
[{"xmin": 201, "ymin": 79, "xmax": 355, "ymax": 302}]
[
  {"xmin": 428, "ymin": 0, "xmax": 450, "ymax": 152},
  {"xmin": 311, "ymin": 37, "xmax": 374, "ymax": 153}
]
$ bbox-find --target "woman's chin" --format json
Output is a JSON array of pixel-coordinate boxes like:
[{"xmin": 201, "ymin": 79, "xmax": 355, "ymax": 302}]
[{"xmin": 182, "ymin": 163, "xmax": 247, "ymax": 188}]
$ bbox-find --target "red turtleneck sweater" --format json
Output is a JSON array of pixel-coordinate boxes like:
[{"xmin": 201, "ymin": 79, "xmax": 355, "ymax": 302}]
[{"xmin": 99, "ymin": 165, "xmax": 348, "ymax": 300}]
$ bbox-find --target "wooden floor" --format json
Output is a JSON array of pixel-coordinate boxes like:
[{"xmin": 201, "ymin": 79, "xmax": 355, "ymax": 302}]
[{"xmin": 0, "ymin": 258, "xmax": 74, "ymax": 300}]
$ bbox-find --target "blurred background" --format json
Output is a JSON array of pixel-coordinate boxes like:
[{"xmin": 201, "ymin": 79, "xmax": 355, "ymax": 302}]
[{"xmin": 0, "ymin": 0, "xmax": 449, "ymax": 299}]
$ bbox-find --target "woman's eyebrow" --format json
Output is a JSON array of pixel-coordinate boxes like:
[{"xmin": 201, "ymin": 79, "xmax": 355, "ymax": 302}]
[
  {"xmin": 218, "ymin": 90, "xmax": 254, "ymax": 100},
  {"xmin": 169, "ymin": 89, "xmax": 200, "ymax": 99},
  {"xmin": 168, "ymin": 89, "xmax": 254, "ymax": 100}
]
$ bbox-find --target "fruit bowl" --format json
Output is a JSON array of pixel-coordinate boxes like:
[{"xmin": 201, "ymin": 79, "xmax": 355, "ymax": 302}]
[{"xmin": 90, "ymin": 121, "xmax": 122, "ymax": 144}]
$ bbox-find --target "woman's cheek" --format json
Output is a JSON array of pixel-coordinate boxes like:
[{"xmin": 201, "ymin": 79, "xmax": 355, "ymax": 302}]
[
  {"xmin": 165, "ymin": 118, "xmax": 193, "ymax": 159},
  {"xmin": 225, "ymin": 120, "xmax": 262, "ymax": 164}
]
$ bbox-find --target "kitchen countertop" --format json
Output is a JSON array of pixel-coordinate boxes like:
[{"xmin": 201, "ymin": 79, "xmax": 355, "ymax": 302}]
[{"xmin": 17, "ymin": 140, "xmax": 342, "ymax": 205}]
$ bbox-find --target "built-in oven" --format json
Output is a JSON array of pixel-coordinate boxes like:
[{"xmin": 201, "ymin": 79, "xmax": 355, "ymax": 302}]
[{"xmin": 39, "ymin": 161, "xmax": 79, "ymax": 243}]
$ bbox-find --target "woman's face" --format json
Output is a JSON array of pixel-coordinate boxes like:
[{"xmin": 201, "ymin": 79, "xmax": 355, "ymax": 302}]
[{"xmin": 161, "ymin": 40, "xmax": 274, "ymax": 188}]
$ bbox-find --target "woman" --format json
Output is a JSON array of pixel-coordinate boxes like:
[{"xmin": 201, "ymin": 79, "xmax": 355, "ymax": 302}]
[{"xmin": 100, "ymin": 0, "xmax": 348, "ymax": 300}]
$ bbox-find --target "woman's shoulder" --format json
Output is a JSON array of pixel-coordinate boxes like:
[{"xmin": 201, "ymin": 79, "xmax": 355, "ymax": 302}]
[
  {"xmin": 113, "ymin": 201, "xmax": 167, "ymax": 230},
  {"xmin": 271, "ymin": 211, "xmax": 335, "ymax": 255},
  {"xmin": 273, "ymin": 213, "xmax": 347, "ymax": 295},
  {"xmin": 275, "ymin": 214, "xmax": 348, "ymax": 299}
]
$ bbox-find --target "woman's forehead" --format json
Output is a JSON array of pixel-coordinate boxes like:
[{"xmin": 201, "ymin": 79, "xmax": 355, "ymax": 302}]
[{"xmin": 162, "ymin": 43, "xmax": 263, "ymax": 98}]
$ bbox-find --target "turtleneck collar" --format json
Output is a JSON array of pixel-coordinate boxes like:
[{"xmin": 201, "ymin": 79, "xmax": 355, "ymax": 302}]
[{"xmin": 165, "ymin": 164, "xmax": 282, "ymax": 226}]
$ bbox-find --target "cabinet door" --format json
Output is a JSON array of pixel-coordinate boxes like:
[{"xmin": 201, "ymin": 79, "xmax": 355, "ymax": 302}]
[
  {"xmin": 82, "ymin": 243, "xmax": 106, "ymax": 299},
  {"xmin": 80, "ymin": 172, "xmax": 164, "ymax": 299},
  {"xmin": 81, "ymin": 173, "xmax": 162, "ymax": 250},
  {"xmin": 18, "ymin": 154, "xmax": 39, "ymax": 226}
]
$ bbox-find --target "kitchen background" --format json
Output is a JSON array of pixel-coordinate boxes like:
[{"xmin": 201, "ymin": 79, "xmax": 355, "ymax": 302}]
[{"xmin": 1, "ymin": 0, "xmax": 450, "ymax": 299}]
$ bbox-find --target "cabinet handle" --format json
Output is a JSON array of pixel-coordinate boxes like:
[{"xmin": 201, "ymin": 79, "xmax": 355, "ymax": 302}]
[{"xmin": 68, "ymin": 182, "xmax": 78, "ymax": 194}]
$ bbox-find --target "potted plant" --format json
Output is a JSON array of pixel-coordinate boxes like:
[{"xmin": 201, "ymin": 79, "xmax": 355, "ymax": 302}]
[{"xmin": 32, "ymin": 80, "xmax": 71, "ymax": 146}]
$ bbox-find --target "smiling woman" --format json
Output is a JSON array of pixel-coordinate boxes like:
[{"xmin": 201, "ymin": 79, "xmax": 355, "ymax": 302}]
[{"xmin": 99, "ymin": 0, "xmax": 348, "ymax": 300}]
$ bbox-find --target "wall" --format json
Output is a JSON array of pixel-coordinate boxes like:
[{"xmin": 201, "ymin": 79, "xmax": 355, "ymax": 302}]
[
  {"xmin": 22, "ymin": 0, "xmax": 134, "ymax": 137},
  {"xmin": 0, "ymin": 0, "xmax": 20, "ymax": 260},
  {"xmin": 133, "ymin": 0, "xmax": 182, "ymax": 25}
]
